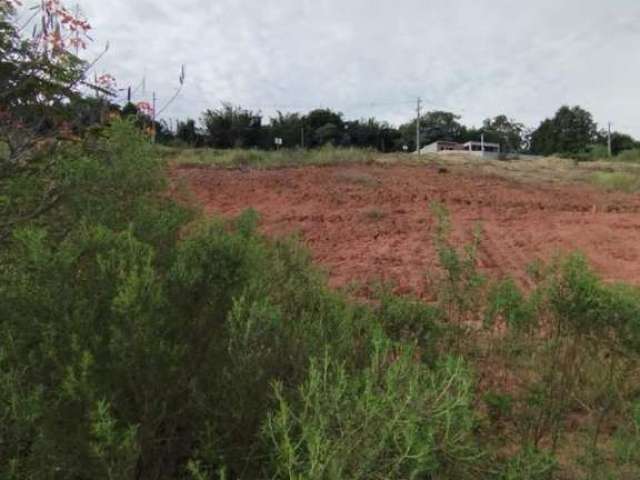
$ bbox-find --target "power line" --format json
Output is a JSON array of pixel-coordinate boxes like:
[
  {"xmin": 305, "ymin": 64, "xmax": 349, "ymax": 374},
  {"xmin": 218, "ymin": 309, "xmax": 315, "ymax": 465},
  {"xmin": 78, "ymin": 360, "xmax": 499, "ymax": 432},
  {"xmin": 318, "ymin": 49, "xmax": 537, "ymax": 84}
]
[{"xmin": 156, "ymin": 65, "xmax": 186, "ymax": 116}]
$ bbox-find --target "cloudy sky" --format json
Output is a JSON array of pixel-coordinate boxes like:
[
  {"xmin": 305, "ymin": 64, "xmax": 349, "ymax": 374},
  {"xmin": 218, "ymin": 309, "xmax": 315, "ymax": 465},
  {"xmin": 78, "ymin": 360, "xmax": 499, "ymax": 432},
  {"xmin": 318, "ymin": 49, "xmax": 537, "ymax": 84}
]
[{"xmin": 33, "ymin": 0, "xmax": 640, "ymax": 134}]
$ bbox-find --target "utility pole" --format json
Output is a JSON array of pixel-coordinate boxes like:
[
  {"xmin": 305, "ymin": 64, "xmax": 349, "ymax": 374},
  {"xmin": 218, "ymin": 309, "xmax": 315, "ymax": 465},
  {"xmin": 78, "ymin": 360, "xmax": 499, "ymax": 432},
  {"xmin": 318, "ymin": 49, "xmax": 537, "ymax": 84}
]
[
  {"xmin": 481, "ymin": 132, "xmax": 485, "ymax": 153},
  {"xmin": 608, "ymin": 122, "xmax": 612, "ymax": 157},
  {"xmin": 416, "ymin": 97, "xmax": 422, "ymax": 154}
]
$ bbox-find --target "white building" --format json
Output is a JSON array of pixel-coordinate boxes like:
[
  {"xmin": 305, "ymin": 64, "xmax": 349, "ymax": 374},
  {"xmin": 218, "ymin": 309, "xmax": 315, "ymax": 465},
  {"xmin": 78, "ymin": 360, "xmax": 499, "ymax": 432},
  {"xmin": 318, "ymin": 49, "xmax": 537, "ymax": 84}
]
[
  {"xmin": 420, "ymin": 140, "xmax": 464, "ymax": 153},
  {"xmin": 420, "ymin": 139, "xmax": 501, "ymax": 156},
  {"xmin": 462, "ymin": 140, "xmax": 500, "ymax": 154}
]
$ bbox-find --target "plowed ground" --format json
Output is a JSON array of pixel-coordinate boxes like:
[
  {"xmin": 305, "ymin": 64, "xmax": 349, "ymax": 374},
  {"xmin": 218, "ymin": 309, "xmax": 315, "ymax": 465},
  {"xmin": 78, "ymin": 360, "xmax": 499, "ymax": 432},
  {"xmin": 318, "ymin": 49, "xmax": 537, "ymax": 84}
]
[{"xmin": 173, "ymin": 163, "xmax": 640, "ymax": 297}]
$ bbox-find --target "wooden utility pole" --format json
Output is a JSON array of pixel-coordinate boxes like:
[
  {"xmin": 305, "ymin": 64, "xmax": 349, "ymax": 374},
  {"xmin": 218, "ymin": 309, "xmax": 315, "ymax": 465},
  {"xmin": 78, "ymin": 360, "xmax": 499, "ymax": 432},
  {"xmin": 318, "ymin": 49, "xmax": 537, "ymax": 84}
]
[{"xmin": 416, "ymin": 97, "xmax": 422, "ymax": 154}]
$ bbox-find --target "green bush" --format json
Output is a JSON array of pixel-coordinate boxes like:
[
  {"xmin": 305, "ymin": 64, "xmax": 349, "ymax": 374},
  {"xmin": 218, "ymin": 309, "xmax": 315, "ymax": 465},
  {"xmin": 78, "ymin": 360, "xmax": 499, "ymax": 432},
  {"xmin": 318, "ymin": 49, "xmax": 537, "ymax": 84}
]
[
  {"xmin": 263, "ymin": 341, "xmax": 484, "ymax": 479},
  {"xmin": 0, "ymin": 120, "xmax": 395, "ymax": 478},
  {"xmin": 4, "ymin": 119, "xmax": 640, "ymax": 478},
  {"xmin": 485, "ymin": 278, "xmax": 535, "ymax": 332},
  {"xmin": 483, "ymin": 391, "xmax": 514, "ymax": 422},
  {"xmin": 500, "ymin": 446, "xmax": 557, "ymax": 480},
  {"xmin": 547, "ymin": 253, "xmax": 640, "ymax": 351},
  {"xmin": 430, "ymin": 202, "xmax": 486, "ymax": 322},
  {"xmin": 616, "ymin": 148, "xmax": 640, "ymax": 163},
  {"xmin": 376, "ymin": 292, "xmax": 442, "ymax": 361},
  {"xmin": 590, "ymin": 171, "xmax": 640, "ymax": 192},
  {"xmin": 614, "ymin": 400, "xmax": 640, "ymax": 468}
]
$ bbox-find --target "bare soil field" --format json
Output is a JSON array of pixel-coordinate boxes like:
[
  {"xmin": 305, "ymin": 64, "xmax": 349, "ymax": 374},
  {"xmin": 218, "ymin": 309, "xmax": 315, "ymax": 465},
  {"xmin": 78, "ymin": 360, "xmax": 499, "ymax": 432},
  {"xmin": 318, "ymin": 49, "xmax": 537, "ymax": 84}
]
[{"xmin": 172, "ymin": 160, "xmax": 640, "ymax": 297}]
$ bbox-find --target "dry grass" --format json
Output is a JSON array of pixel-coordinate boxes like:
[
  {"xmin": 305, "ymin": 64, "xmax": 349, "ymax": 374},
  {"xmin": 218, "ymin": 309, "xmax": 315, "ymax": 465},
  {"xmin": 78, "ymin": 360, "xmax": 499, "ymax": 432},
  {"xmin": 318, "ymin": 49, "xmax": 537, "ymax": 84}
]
[
  {"xmin": 169, "ymin": 146, "xmax": 379, "ymax": 169},
  {"xmin": 421, "ymin": 152, "xmax": 640, "ymax": 190},
  {"xmin": 363, "ymin": 207, "xmax": 386, "ymax": 221},
  {"xmin": 334, "ymin": 171, "xmax": 380, "ymax": 186},
  {"xmin": 590, "ymin": 171, "xmax": 640, "ymax": 192},
  {"xmin": 168, "ymin": 145, "xmax": 640, "ymax": 194}
]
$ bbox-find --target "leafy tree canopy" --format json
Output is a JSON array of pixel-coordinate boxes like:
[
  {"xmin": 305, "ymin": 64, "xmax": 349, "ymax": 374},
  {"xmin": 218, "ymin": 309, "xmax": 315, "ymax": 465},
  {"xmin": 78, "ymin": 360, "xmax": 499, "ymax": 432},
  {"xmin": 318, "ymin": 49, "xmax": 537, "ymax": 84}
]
[{"xmin": 530, "ymin": 105, "xmax": 597, "ymax": 155}]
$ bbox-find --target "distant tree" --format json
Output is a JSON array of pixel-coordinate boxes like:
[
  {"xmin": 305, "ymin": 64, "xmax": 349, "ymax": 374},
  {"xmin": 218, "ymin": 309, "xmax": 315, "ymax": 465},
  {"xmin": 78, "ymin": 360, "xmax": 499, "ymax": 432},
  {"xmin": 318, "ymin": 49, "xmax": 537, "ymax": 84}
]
[
  {"xmin": 399, "ymin": 111, "xmax": 465, "ymax": 151},
  {"xmin": 270, "ymin": 111, "xmax": 304, "ymax": 148},
  {"xmin": 344, "ymin": 119, "xmax": 379, "ymax": 148},
  {"xmin": 304, "ymin": 109, "xmax": 344, "ymax": 147},
  {"xmin": 481, "ymin": 115, "xmax": 525, "ymax": 153},
  {"xmin": 176, "ymin": 118, "xmax": 200, "ymax": 146},
  {"xmin": 313, "ymin": 122, "xmax": 341, "ymax": 146},
  {"xmin": 521, "ymin": 126, "xmax": 535, "ymax": 152},
  {"xmin": 305, "ymin": 109, "xmax": 344, "ymax": 131},
  {"xmin": 379, "ymin": 125, "xmax": 402, "ymax": 152},
  {"xmin": 342, "ymin": 119, "xmax": 401, "ymax": 151},
  {"xmin": 201, "ymin": 103, "xmax": 262, "ymax": 148},
  {"xmin": 610, "ymin": 132, "xmax": 638, "ymax": 155},
  {"xmin": 530, "ymin": 106, "xmax": 597, "ymax": 155},
  {"xmin": 154, "ymin": 120, "xmax": 174, "ymax": 144}
]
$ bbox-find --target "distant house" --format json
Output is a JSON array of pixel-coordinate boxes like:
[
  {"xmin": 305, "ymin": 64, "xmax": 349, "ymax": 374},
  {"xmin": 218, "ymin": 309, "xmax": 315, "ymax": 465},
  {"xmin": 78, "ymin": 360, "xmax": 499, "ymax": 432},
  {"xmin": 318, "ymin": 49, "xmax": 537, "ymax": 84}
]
[
  {"xmin": 462, "ymin": 140, "xmax": 500, "ymax": 153},
  {"xmin": 420, "ymin": 140, "xmax": 462, "ymax": 153},
  {"xmin": 420, "ymin": 139, "xmax": 500, "ymax": 156}
]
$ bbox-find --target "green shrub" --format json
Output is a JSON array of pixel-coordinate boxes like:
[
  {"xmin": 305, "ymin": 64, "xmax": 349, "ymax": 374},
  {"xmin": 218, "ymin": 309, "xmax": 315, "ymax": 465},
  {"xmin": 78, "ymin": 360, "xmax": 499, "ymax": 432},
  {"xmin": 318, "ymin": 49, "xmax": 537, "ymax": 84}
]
[
  {"xmin": 547, "ymin": 253, "xmax": 640, "ymax": 351},
  {"xmin": 430, "ymin": 202, "xmax": 486, "ymax": 322},
  {"xmin": 0, "ymin": 121, "xmax": 375, "ymax": 478},
  {"xmin": 616, "ymin": 148, "xmax": 640, "ymax": 163},
  {"xmin": 485, "ymin": 278, "xmax": 535, "ymax": 332},
  {"xmin": 376, "ymin": 292, "xmax": 442, "ymax": 362},
  {"xmin": 263, "ymin": 341, "xmax": 484, "ymax": 479},
  {"xmin": 4, "ymin": 117, "xmax": 640, "ymax": 478},
  {"xmin": 483, "ymin": 391, "xmax": 514, "ymax": 422},
  {"xmin": 590, "ymin": 171, "xmax": 640, "ymax": 192},
  {"xmin": 499, "ymin": 446, "xmax": 557, "ymax": 480},
  {"xmin": 614, "ymin": 400, "xmax": 640, "ymax": 467}
]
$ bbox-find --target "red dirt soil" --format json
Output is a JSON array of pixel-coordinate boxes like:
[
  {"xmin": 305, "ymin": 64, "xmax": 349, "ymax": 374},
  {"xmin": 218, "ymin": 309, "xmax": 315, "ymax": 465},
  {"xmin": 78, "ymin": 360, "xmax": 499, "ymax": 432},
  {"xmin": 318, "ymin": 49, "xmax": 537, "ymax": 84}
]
[{"xmin": 172, "ymin": 163, "xmax": 640, "ymax": 297}]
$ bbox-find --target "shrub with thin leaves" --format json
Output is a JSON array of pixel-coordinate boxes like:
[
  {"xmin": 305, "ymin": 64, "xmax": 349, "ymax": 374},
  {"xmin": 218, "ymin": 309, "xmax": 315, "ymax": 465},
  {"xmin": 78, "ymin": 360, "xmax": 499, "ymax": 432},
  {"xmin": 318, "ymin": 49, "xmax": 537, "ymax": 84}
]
[
  {"xmin": 500, "ymin": 446, "xmax": 557, "ymax": 480},
  {"xmin": 263, "ymin": 338, "xmax": 485, "ymax": 479}
]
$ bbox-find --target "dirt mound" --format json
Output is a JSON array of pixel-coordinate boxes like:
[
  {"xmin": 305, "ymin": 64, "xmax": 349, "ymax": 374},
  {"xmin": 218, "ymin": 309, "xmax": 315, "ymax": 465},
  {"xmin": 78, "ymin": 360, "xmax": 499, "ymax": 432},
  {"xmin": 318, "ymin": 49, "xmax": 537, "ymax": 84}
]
[{"xmin": 172, "ymin": 163, "xmax": 640, "ymax": 297}]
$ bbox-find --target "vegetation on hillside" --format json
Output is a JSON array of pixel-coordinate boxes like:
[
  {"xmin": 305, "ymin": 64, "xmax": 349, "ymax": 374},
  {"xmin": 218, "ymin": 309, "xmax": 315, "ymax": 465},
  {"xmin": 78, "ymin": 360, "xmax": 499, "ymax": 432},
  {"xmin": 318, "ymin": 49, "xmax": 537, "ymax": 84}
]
[
  {"xmin": 3, "ymin": 2, "xmax": 640, "ymax": 478},
  {"xmin": 168, "ymin": 145, "xmax": 379, "ymax": 169},
  {"xmin": 3, "ymin": 119, "xmax": 640, "ymax": 479}
]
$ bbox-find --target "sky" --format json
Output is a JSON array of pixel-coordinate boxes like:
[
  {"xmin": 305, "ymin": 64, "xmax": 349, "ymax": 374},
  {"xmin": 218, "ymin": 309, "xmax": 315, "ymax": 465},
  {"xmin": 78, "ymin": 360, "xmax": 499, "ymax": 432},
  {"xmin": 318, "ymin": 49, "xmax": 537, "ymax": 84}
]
[{"xmin": 23, "ymin": 0, "xmax": 640, "ymax": 135}]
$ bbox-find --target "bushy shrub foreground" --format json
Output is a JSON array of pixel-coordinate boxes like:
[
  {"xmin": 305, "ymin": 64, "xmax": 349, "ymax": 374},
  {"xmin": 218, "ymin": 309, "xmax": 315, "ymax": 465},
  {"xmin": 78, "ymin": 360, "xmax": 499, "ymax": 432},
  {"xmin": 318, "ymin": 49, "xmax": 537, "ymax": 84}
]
[{"xmin": 1, "ymin": 121, "xmax": 640, "ymax": 479}]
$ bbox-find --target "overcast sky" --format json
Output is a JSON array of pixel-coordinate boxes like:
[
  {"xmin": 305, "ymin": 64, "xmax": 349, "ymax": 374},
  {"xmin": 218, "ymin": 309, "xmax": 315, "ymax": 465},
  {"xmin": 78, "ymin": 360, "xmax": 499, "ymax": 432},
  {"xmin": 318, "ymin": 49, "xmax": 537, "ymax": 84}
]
[{"xmin": 32, "ymin": 0, "xmax": 640, "ymax": 134}]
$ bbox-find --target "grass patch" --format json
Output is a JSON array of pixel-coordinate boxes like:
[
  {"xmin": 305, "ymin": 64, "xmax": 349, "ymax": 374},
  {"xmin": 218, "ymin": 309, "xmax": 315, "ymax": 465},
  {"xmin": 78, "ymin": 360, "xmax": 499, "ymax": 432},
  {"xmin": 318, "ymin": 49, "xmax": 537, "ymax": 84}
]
[
  {"xmin": 170, "ymin": 145, "xmax": 379, "ymax": 169},
  {"xmin": 616, "ymin": 148, "xmax": 640, "ymax": 163},
  {"xmin": 334, "ymin": 170, "xmax": 380, "ymax": 186},
  {"xmin": 363, "ymin": 207, "xmax": 386, "ymax": 221},
  {"xmin": 590, "ymin": 171, "xmax": 640, "ymax": 192}
]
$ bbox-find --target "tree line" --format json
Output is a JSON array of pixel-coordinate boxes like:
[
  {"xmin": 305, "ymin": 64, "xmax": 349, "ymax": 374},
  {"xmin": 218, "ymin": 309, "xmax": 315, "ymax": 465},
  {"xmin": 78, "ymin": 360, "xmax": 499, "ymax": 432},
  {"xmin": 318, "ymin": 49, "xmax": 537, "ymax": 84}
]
[{"xmin": 135, "ymin": 102, "xmax": 637, "ymax": 158}]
